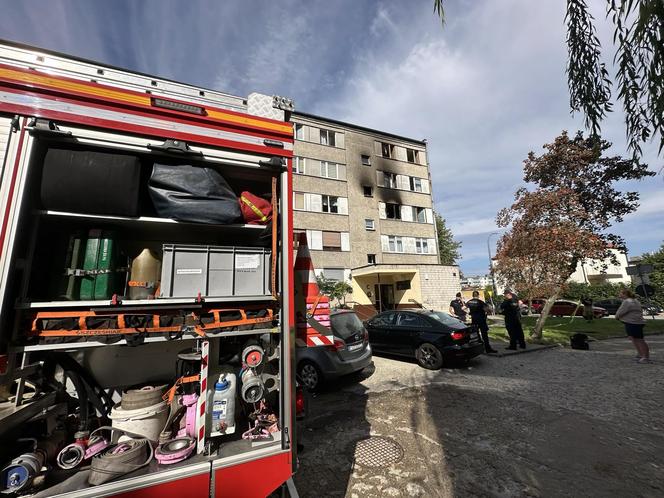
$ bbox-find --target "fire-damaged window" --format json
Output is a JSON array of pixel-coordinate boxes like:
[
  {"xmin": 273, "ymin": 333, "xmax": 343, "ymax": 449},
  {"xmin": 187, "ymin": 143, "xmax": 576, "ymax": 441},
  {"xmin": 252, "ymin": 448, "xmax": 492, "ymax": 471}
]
[
  {"xmin": 363, "ymin": 186, "xmax": 373, "ymax": 197},
  {"xmin": 361, "ymin": 154, "xmax": 371, "ymax": 166},
  {"xmin": 320, "ymin": 129, "xmax": 336, "ymax": 147},
  {"xmin": 322, "ymin": 195, "xmax": 339, "ymax": 214},
  {"xmin": 386, "ymin": 203, "xmax": 401, "ymax": 220},
  {"xmin": 406, "ymin": 148, "xmax": 419, "ymax": 163},
  {"xmin": 383, "ymin": 172, "xmax": 397, "ymax": 189},
  {"xmin": 381, "ymin": 142, "xmax": 395, "ymax": 158}
]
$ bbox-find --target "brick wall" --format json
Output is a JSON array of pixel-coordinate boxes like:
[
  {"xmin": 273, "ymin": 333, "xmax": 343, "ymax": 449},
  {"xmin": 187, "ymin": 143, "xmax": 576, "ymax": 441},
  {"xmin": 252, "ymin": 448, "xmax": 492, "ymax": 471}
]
[{"xmin": 417, "ymin": 265, "xmax": 461, "ymax": 311}]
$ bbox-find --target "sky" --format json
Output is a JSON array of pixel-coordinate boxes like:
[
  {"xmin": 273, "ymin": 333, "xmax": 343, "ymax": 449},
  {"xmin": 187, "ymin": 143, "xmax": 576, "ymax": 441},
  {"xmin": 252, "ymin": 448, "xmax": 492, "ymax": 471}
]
[{"xmin": 1, "ymin": 0, "xmax": 661, "ymax": 275}]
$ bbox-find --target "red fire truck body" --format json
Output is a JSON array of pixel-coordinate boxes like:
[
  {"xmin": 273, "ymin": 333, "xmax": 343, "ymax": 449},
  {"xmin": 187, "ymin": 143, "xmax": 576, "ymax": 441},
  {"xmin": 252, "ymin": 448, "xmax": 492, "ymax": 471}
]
[{"xmin": 0, "ymin": 41, "xmax": 301, "ymax": 497}]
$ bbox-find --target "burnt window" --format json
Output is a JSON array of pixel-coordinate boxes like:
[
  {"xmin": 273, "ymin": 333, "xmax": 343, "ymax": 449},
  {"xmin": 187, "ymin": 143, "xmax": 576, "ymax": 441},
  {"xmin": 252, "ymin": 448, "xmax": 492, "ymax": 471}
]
[
  {"xmin": 386, "ymin": 203, "xmax": 401, "ymax": 220},
  {"xmin": 363, "ymin": 186, "xmax": 373, "ymax": 197}
]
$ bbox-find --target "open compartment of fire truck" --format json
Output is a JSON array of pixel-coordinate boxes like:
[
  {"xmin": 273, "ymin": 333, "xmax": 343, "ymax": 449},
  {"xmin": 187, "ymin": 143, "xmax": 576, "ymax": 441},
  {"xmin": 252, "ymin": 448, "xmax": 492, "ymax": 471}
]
[{"xmin": 0, "ymin": 109, "xmax": 295, "ymax": 496}]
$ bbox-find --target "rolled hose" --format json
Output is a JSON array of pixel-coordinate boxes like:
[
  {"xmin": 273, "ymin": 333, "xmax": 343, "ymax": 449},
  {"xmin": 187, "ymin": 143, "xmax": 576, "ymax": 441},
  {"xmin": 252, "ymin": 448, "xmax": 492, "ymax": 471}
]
[
  {"xmin": 87, "ymin": 427, "xmax": 153, "ymax": 486},
  {"xmin": 154, "ymin": 437, "xmax": 195, "ymax": 465}
]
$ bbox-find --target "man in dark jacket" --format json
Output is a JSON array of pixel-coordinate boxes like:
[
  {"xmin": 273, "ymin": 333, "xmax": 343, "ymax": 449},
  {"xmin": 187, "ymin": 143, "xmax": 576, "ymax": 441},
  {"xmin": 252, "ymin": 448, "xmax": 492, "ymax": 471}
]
[
  {"xmin": 466, "ymin": 290, "xmax": 497, "ymax": 354},
  {"xmin": 500, "ymin": 290, "xmax": 526, "ymax": 350},
  {"xmin": 449, "ymin": 292, "xmax": 468, "ymax": 323}
]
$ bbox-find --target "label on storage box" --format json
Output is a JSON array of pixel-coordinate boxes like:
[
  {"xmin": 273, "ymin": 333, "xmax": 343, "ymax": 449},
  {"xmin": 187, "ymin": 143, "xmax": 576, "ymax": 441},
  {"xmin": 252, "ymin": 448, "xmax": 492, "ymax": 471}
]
[
  {"xmin": 236, "ymin": 254, "xmax": 260, "ymax": 270},
  {"xmin": 176, "ymin": 268, "xmax": 203, "ymax": 275}
]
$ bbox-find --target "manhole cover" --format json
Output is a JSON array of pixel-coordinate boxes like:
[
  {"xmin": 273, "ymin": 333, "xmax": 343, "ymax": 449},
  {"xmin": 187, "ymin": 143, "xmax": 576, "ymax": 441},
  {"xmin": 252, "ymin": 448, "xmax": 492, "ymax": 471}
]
[{"xmin": 352, "ymin": 436, "xmax": 404, "ymax": 467}]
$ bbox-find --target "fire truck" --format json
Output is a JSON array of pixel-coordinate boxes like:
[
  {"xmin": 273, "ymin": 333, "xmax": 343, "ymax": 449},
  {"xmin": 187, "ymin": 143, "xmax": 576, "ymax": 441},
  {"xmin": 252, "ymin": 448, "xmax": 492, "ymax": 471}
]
[{"xmin": 0, "ymin": 40, "xmax": 314, "ymax": 497}]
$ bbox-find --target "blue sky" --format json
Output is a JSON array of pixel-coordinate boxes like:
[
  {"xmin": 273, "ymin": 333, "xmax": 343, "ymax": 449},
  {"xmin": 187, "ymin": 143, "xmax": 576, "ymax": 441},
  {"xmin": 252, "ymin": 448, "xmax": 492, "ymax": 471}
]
[{"xmin": 1, "ymin": 0, "xmax": 662, "ymax": 275}]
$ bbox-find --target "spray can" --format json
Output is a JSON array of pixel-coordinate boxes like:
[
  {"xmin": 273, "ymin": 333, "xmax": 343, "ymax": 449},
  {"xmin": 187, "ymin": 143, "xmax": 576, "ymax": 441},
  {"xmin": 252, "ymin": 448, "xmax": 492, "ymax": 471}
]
[{"xmin": 210, "ymin": 373, "xmax": 236, "ymax": 436}]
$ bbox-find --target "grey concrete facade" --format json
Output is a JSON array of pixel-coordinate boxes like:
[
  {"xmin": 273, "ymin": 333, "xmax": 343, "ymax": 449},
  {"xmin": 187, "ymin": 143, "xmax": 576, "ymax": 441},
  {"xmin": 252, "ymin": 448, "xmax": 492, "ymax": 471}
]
[{"xmin": 291, "ymin": 111, "xmax": 459, "ymax": 312}]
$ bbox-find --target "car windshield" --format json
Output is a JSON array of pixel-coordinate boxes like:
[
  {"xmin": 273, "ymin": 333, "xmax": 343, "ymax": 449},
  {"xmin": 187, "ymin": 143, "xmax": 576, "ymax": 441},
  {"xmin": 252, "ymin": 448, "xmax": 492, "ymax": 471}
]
[
  {"xmin": 331, "ymin": 312, "xmax": 365, "ymax": 339},
  {"xmin": 425, "ymin": 311, "xmax": 467, "ymax": 330}
]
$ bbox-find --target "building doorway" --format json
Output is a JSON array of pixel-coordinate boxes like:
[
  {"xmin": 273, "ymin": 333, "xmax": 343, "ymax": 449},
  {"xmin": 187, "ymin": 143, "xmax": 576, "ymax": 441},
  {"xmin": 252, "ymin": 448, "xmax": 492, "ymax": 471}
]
[{"xmin": 374, "ymin": 284, "xmax": 395, "ymax": 312}]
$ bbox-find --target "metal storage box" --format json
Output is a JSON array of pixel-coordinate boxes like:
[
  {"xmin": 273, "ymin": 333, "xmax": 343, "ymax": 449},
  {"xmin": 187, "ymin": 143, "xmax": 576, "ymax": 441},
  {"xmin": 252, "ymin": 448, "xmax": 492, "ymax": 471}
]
[{"xmin": 160, "ymin": 244, "xmax": 271, "ymax": 298}]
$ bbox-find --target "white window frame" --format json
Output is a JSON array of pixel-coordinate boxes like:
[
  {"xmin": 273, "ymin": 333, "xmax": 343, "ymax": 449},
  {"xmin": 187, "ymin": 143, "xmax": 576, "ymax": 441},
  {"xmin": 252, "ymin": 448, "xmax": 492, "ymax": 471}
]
[
  {"xmin": 293, "ymin": 192, "xmax": 305, "ymax": 210},
  {"xmin": 383, "ymin": 172, "xmax": 397, "ymax": 189},
  {"xmin": 406, "ymin": 148, "xmax": 419, "ymax": 163},
  {"xmin": 294, "ymin": 156, "xmax": 305, "ymax": 175},
  {"xmin": 294, "ymin": 123, "xmax": 305, "ymax": 140},
  {"xmin": 367, "ymin": 254, "xmax": 376, "ymax": 264},
  {"xmin": 411, "ymin": 177, "xmax": 423, "ymax": 192},
  {"xmin": 322, "ymin": 195, "xmax": 339, "ymax": 214},
  {"xmin": 321, "ymin": 161, "xmax": 339, "ymax": 179},
  {"xmin": 414, "ymin": 206, "xmax": 426, "ymax": 223},
  {"xmin": 320, "ymin": 129, "xmax": 336, "ymax": 147},
  {"xmin": 387, "ymin": 235, "xmax": 404, "ymax": 253},
  {"xmin": 361, "ymin": 154, "xmax": 371, "ymax": 166},
  {"xmin": 365, "ymin": 219, "xmax": 375, "ymax": 231},
  {"xmin": 416, "ymin": 238, "xmax": 428, "ymax": 254},
  {"xmin": 381, "ymin": 142, "xmax": 394, "ymax": 158},
  {"xmin": 386, "ymin": 203, "xmax": 401, "ymax": 220}
]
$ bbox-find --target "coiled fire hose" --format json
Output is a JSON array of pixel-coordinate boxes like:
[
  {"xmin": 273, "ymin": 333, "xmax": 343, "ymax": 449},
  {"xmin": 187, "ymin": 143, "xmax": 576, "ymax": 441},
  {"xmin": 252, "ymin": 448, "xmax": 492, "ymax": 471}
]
[
  {"xmin": 154, "ymin": 437, "xmax": 196, "ymax": 465},
  {"xmin": 87, "ymin": 427, "xmax": 153, "ymax": 486}
]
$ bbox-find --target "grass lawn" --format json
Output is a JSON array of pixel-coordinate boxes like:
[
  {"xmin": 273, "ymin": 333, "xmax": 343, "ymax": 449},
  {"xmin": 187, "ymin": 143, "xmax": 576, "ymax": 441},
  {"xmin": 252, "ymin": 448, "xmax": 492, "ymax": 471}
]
[{"xmin": 488, "ymin": 316, "xmax": 664, "ymax": 346}]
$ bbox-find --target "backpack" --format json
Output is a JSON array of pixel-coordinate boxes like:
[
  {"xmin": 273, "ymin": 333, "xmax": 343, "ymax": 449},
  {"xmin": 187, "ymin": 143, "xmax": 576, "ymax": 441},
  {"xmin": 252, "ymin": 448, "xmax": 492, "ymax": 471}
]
[{"xmin": 570, "ymin": 333, "xmax": 589, "ymax": 350}]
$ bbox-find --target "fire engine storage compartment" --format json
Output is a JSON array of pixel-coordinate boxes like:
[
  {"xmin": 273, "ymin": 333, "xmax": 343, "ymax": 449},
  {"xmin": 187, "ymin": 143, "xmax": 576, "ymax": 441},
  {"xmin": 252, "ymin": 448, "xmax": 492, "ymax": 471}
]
[{"xmin": 0, "ymin": 126, "xmax": 292, "ymax": 497}]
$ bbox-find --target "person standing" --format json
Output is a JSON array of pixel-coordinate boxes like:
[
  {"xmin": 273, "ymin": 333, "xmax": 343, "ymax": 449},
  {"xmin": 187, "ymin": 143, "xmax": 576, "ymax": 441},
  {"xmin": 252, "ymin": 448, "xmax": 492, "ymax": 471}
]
[
  {"xmin": 449, "ymin": 292, "xmax": 468, "ymax": 323},
  {"xmin": 582, "ymin": 296, "xmax": 594, "ymax": 322},
  {"xmin": 500, "ymin": 290, "xmax": 526, "ymax": 350},
  {"xmin": 615, "ymin": 289, "xmax": 650, "ymax": 363},
  {"xmin": 466, "ymin": 290, "xmax": 497, "ymax": 354}
]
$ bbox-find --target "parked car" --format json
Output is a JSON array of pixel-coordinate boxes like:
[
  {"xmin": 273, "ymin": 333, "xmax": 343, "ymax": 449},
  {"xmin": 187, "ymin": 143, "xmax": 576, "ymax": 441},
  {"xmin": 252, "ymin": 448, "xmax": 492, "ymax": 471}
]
[
  {"xmin": 594, "ymin": 298, "xmax": 623, "ymax": 315},
  {"xmin": 523, "ymin": 299, "xmax": 546, "ymax": 314},
  {"xmin": 548, "ymin": 300, "xmax": 608, "ymax": 318},
  {"xmin": 365, "ymin": 309, "xmax": 484, "ymax": 370},
  {"xmin": 644, "ymin": 303, "xmax": 663, "ymax": 316},
  {"xmin": 296, "ymin": 309, "xmax": 373, "ymax": 390}
]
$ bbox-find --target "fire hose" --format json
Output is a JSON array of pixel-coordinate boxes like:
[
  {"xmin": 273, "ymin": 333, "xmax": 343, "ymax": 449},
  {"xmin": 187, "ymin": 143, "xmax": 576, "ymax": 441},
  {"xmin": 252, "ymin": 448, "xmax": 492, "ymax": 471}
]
[
  {"xmin": 154, "ymin": 437, "xmax": 196, "ymax": 465},
  {"xmin": 87, "ymin": 427, "xmax": 153, "ymax": 486}
]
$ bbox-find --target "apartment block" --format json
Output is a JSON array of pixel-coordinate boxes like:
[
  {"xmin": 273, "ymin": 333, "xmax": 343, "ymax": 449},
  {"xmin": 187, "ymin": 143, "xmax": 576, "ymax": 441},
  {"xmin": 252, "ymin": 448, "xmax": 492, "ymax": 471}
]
[{"xmin": 291, "ymin": 112, "xmax": 460, "ymax": 317}]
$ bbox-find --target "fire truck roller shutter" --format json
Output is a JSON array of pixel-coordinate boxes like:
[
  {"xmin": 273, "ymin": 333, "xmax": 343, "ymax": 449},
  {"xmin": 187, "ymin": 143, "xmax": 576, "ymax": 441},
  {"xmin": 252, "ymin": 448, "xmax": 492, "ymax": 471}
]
[{"xmin": 41, "ymin": 148, "xmax": 141, "ymax": 217}]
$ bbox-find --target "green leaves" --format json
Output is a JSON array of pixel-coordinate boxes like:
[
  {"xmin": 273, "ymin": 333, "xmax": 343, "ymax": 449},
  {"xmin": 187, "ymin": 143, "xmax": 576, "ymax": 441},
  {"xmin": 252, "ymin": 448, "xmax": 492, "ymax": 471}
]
[{"xmin": 434, "ymin": 213, "xmax": 462, "ymax": 265}]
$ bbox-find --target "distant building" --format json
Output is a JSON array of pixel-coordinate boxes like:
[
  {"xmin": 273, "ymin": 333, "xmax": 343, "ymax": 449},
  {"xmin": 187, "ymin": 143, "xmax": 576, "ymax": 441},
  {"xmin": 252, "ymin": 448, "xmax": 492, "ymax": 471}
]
[
  {"xmin": 460, "ymin": 274, "xmax": 493, "ymax": 289},
  {"xmin": 568, "ymin": 249, "xmax": 631, "ymax": 285}
]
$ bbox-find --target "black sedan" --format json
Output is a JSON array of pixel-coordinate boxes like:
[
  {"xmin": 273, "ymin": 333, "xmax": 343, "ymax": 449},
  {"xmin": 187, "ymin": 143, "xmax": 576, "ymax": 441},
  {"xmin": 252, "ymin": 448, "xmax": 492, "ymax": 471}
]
[{"xmin": 365, "ymin": 309, "xmax": 485, "ymax": 370}]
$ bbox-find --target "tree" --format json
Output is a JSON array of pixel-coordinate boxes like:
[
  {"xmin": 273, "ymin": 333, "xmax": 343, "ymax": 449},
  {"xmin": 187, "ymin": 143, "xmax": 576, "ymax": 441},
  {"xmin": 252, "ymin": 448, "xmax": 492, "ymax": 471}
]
[
  {"xmin": 494, "ymin": 131, "xmax": 654, "ymax": 340},
  {"xmin": 316, "ymin": 275, "xmax": 353, "ymax": 308},
  {"xmin": 641, "ymin": 243, "xmax": 664, "ymax": 306},
  {"xmin": 435, "ymin": 213, "xmax": 462, "ymax": 265},
  {"xmin": 433, "ymin": 1, "xmax": 664, "ymax": 160}
]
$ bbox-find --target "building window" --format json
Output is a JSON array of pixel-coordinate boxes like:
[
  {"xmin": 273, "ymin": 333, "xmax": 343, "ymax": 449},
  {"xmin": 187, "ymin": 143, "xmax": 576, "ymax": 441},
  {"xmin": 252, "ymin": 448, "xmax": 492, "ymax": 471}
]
[
  {"xmin": 294, "ymin": 157, "xmax": 305, "ymax": 175},
  {"xmin": 406, "ymin": 148, "xmax": 419, "ymax": 163},
  {"xmin": 386, "ymin": 203, "xmax": 401, "ymax": 220},
  {"xmin": 363, "ymin": 186, "xmax": 373, "ymax": 197},
  {"xmin": 396, "ymin": 280, "xmax": 411, "ymax": 290},
  {"xmin": 323, "ymin": 268, "xmax": 345, "ymax": 281},
  {"xmin": 322, "ymin": 195, "xmax": 339, "ymax": 214},
  {"xmin": 365, "ymin": 219, "xmax": 375, "ymax": 230},
  {"xmin": 294, "ymin": 124, "xmax": 305, "ymax": 140},
  {"xmin": 367, "ymin": 254, "xmax": 376, "ymax": 264},
  {"xmin": 414, "ymin": 206, "xmax": 426, "ymax": 223},
  {"xmin": 381, "ymin": 142, "xmax": 394, "ymax": 158},
  {"xmin": 321, "ymin": 161, "xmax": 339, "ymax": 179},
  {"xmin": 320, "ymin": 129, "xmax": 336, "ymax": 147},
  {"xmin": 388, "ymin": 235, "xmax": 403, "ymax": 253},
  {"xmin": 416, "ymin": 238, "xmax": 429, "ymax": 254},
  {"xmin": 361, "ymin": 154, "xmax": 371, "ymax": 166},
  {"xmin": 410, "ymin": 177, "xmax": 423, "ymax": 192},
  {"xmin": 322, "ymin": 231, "xmax": 342, "ymax": 251},
  {"xmin": 294, "ymin": 193, "xmax": 305, "ymax": 210},
  {"xmin": 383, "ymin": 172, "xmax": 397, "ymax": 189}
]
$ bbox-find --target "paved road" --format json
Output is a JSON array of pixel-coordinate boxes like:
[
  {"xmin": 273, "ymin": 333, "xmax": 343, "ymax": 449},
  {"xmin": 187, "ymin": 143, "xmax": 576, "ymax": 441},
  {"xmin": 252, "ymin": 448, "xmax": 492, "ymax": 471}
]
[{"xmin": 295, "ymin": 336, "xmax": 664, "ymax": 497}]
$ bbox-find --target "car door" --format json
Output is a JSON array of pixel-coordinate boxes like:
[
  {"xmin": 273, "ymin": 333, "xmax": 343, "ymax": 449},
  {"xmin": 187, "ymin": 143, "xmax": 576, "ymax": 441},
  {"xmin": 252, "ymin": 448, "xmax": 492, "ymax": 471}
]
[
  {"xmin": 394, "ymin": 312, "xmax": 430, "ymax": 356},
  {"xmin": 366, "ymin": 312, "xmax": 397, "ymax": 353}
]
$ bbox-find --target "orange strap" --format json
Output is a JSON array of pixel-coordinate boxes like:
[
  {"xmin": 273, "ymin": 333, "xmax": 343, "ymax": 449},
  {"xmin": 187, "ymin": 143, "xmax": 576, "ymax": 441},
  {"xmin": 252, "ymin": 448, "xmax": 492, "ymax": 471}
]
[{"xmin": 163, "ymin": 375, "xmax": 200, "ymax": 404}]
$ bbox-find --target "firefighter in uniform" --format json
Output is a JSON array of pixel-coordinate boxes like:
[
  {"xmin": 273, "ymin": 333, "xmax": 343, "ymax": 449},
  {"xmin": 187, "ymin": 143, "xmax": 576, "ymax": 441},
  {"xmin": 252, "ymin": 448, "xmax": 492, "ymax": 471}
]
[
  {"xmin": 500, "ymin": 290, "xmax": 526, "ymax": 350},
  {"xmin": 466, "ymin": 290, "xmax": 497, "ymax": 354}
]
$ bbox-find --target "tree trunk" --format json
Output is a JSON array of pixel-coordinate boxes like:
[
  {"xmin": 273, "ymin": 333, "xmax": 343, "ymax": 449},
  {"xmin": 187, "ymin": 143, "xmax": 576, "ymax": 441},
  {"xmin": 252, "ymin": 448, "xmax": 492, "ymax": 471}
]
[{"xmin": 532, "ymin": 292, "xmax": 559, "ymax": 340}]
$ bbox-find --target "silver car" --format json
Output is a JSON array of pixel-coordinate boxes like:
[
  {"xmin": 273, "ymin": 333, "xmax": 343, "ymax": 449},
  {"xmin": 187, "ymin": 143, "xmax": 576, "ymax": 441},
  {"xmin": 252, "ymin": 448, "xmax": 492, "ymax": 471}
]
[{"xmin": 296, "ymin": 310, "xmax": 373, "ymax": 390}]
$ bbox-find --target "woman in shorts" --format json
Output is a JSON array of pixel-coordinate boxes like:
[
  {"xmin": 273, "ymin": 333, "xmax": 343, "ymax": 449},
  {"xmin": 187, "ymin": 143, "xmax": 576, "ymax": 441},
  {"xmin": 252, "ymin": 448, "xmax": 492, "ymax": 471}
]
[{"xmin": 615, "ymin": 289, "xmax": 650, "ymax": 364}]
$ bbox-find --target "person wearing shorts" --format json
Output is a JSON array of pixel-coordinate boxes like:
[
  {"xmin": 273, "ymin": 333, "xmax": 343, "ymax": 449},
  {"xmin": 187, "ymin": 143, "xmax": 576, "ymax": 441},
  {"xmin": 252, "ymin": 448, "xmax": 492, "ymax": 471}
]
[{"xmin": 615, "ymin": 289, "xmax": 650, "ymax": 364}]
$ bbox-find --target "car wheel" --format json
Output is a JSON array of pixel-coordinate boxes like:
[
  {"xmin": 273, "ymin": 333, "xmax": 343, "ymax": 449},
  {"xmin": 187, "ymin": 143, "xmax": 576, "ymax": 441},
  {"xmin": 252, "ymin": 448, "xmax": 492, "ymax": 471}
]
[
  {"xmin": 298, "ymin": 361, "xmax": 322, "ymax": 390},
  {"xmin": 415, "ymin": 343, "xmax": 444, "ymax": 370}
]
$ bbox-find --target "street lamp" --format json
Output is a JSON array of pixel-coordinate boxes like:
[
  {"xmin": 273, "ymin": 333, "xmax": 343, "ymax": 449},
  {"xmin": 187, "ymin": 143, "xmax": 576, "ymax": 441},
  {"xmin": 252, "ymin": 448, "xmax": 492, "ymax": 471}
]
[{"xmin": 487, "ymin": 232, "xmax": 500, "ymax": 306}]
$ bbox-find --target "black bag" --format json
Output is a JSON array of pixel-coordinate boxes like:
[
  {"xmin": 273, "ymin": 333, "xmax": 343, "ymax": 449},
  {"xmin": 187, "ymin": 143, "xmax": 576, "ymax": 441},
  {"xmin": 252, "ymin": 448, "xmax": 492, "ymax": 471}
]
[
  {"xmin": 41, "ymin": 149, "xmax": 141, "ymax": 216},
  {"xmin": 570, "ymin": 333, "xmax": 590, "ymax": 350},
  {"xmin": 148, "ymin": 164, "xmax": 242, "ymax": 224}
]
